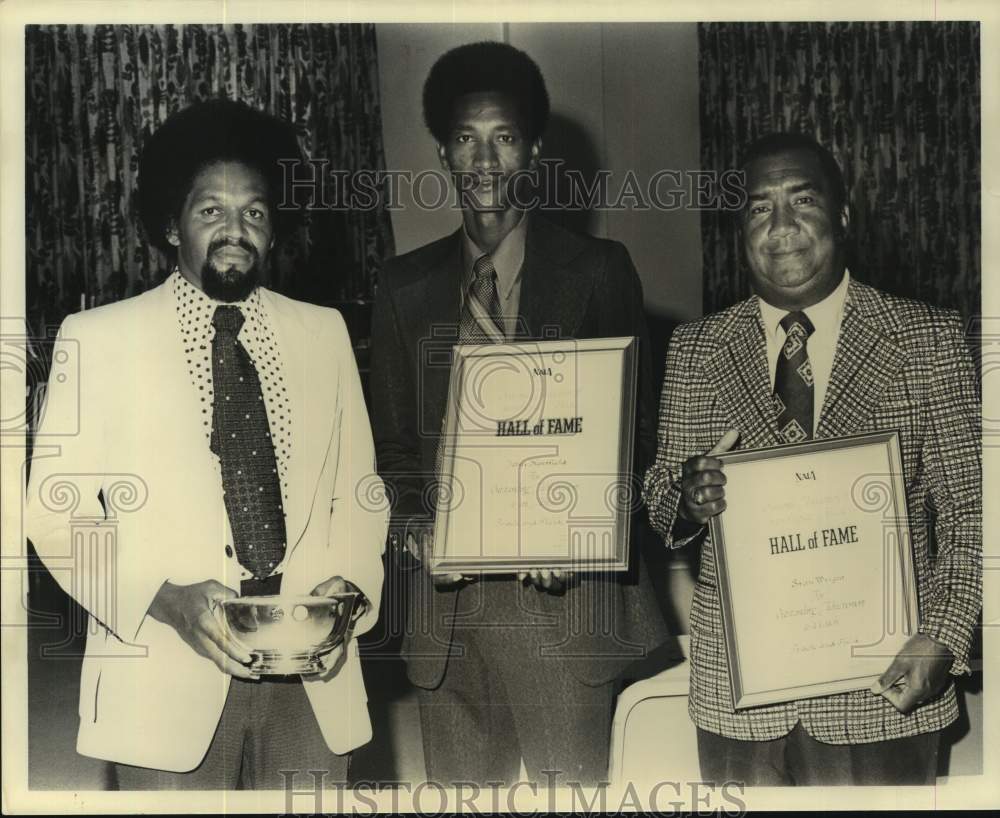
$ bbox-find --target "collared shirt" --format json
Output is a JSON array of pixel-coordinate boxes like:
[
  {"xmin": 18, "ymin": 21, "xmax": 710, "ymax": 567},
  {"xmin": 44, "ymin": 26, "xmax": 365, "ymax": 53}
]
[
  {"xmin": 170, "ymin": 269, "xmax": 292, "ymax": 580},
  {"xmin": 758, "ymin": 269, "xmax": 851, "ymax": 428},
  {"xmin": 459, "ymin": 210, "xmax": 528, "ymax": 338}
]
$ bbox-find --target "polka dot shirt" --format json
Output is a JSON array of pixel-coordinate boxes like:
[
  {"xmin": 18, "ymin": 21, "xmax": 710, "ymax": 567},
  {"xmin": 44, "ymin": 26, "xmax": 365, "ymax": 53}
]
[{"xmin": 171, "ymin": 270, "xmax": 293, "ymax": 578}]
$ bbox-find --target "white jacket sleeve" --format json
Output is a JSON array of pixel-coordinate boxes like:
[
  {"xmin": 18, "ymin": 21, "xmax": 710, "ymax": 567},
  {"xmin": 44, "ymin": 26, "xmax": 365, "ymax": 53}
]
[
  {"xmin": 25, "ymin": 315, "xmax": 168, "ymax": 644},
  {"xmin": 325, "ymin": 312, "xmax": 387, "ymax": 636}
]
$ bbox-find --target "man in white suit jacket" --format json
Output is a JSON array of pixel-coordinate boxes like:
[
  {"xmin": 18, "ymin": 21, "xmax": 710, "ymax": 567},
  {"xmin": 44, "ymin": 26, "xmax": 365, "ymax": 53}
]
[{"xmin": 25, "ymin": 100, "xmax": 387, "ymax": 789}]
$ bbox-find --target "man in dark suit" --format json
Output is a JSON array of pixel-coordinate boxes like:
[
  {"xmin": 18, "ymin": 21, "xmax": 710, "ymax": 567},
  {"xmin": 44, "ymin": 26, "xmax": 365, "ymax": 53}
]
[
  {"xmin": 370, "ymin": 41, "xmax": 672, "ymax": 786},
  {"xmin": 643, "ymin": 132, "xmax": 981, "ymax": 785}
]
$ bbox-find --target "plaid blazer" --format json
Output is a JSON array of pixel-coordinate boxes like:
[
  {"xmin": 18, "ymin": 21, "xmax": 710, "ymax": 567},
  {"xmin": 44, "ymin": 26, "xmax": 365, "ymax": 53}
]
[{"xmin": 643, "ymin": 278, "xmax": 981, "ymax": 743}]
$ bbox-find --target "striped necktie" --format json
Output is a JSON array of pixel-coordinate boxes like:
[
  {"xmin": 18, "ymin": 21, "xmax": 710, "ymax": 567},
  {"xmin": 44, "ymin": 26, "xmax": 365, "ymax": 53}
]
[
  {"xmin": 459, "ymin": 253, "xmax": 506, "ymax": 344},
  {"xmin": 435, "ymin": 253, "xmax": 508, "ymax": 477}
]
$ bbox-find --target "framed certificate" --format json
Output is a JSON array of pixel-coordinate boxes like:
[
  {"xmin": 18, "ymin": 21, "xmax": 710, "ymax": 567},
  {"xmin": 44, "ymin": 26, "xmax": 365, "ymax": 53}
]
[
  {"xmin": 709, "ymin": 431, "xmax": 918, "ymax": 709},
  {"xmin": 431, "ymin": 336, "xmax": 638, "ymax": 574}
]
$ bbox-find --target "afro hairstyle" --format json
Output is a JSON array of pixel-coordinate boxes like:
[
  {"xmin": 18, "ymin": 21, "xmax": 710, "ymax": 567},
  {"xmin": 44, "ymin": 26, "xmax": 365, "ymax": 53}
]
[
  {"xmin": 137, "ymin": 98, "xmax": 305, "ymax": 257},
  {"xmin": 422, "ymin": 41, "xmax": 550, "ymax": 144}
]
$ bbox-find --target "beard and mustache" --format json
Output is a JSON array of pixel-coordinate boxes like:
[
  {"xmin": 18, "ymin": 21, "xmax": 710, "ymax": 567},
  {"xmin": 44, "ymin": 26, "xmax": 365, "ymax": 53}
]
[{"xmin": 200, "ymin": 237, "xmax": 263, "ymax": 302}]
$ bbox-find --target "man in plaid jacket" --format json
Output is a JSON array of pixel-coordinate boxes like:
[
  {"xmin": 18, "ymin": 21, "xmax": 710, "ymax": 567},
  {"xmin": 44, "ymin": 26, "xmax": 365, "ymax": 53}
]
[{"xmin": 643, "ymin": 132, "xmax": 981, "ymax": 785}]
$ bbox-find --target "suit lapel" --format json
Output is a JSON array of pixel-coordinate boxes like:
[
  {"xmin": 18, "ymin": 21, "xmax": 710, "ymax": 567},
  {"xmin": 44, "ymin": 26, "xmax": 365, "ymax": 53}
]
[
  {"xmin": 816, "ymin": 280, "xmax": 905, "ymax": 438},
  {"xmin": 410, "ymin": 232, "xmax": 464, "ymax": 425},
  {"xmin": 516, "ymin": 217, "xmax": 592, "ymax": 340},
  {"xmin": 141, "ymin": 281, "xmax": 227, "ymax": 559},
  {"xmin": 706, "ymin": 298, "xmax": 784, "ymax": 448},
  {"xmin": 151, "ymin": 280, "xmax": 222, "ymax": 472},
  {"xmin": 261, "ymin": 290, "xmax": 338, "ymax": 552},
  {"xmin": 417, "ymin": 230, "xmax": 463, "ymax": 335}
]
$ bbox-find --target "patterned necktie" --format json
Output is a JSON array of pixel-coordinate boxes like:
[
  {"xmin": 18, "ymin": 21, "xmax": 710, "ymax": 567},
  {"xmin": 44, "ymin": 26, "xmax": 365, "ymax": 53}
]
[
  {"xmin": 435, "ymin": 255, "xmax": 507, "ymax": 478},
  {"xmin": 773, "ymin": 311, "xmax": 815, "ymax": 444},
  {"xmin": 210, "ymin": 305, "xmax": 287, "ymax": 590},
  {"xmin": 458, "ymin": 253, "xmax": 506, "ymax": 343}
]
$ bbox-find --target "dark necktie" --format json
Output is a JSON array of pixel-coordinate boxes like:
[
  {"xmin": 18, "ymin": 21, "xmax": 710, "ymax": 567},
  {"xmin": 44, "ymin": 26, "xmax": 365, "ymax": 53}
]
[
  {"xmin": 773, "ymin": 311, "xmax": 815, "ymax": 444},
  {"xmin": 458, "ymin": 253, "xmax": 506, "ymax": 343},
  {"xmin": 210, "ymin": 305, "xmax": 287, "ymax": 591}
]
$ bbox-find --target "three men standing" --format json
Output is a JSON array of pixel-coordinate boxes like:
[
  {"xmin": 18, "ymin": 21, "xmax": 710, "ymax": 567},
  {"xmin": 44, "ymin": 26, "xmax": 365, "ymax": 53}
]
[{"xmin": 23, "ymin": 43, "xmax": 981, "ymax": 794}]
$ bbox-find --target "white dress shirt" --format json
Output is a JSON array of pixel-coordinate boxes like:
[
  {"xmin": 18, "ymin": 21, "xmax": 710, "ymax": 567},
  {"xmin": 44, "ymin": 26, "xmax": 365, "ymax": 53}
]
[{"xmin": 758, "ymin": 270, "xmax": 851, "ymax": 429}]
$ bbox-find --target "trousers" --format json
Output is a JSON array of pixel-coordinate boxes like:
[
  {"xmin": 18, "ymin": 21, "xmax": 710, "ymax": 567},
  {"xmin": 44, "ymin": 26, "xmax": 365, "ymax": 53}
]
[
  {"xmin": 696, "ymin": 723, "xmax": 939, "ymax": 786},
  {"xmin": 417, "ymin": 579, "xmax": 616, "ymax": 787},
  {"xmin": 115, "ymin": 676, "xmax": 349, "ymax": 790}
]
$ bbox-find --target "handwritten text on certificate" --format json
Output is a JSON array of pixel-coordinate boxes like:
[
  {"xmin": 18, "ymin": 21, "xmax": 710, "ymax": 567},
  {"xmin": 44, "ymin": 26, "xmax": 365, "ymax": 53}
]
[{"xmin": 713, "ymin": 433, "xmax": 915, "ymax": 708}]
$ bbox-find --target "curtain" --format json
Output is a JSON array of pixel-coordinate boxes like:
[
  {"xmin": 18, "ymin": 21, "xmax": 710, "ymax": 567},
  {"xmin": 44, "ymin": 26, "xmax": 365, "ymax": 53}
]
[
  {"xmin": 698, "ymin": 22, "xmax": 980, "ymax": 319},
  {"xmin": 25, "ymin": 24, "xmax": 395, "ymax": 337}
]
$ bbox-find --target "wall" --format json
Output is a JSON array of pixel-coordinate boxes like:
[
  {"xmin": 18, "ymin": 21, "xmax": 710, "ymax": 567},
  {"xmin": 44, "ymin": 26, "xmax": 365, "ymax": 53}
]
[
  {"xmin": 375, "ymin": 23, "xmax": 702, "ymax": 323},
  {"xmin": 375, "ymin": 23, "xmax": 703, "ymax": 631}
]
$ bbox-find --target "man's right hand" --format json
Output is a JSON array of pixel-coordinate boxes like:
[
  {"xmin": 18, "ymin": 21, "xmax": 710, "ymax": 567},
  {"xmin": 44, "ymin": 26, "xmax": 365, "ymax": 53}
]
[
  {"xmin": 147, "ymin": 579, "xmax": 258, "ymax": 679},
  {"xmin": 407, "ymin": 524, "xmax": 477, "ymax": 589},
  {"xmin": 677, "ymin": 429, "xmax": 740, "ymax": 526}
]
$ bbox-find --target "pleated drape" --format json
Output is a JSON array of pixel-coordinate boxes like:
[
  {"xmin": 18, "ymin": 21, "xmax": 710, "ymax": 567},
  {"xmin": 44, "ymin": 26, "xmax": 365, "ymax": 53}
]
[
  {"xmin": 698, "ymin": 22, "xmax": 980, "ymax": 319},
  {"xmin": 25, "ymin": 23, "xmax": 396, "ymax": 335}
]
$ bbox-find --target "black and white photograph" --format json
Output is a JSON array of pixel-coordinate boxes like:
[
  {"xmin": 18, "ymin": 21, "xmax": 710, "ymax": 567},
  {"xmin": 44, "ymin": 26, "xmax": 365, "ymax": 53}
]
[{"xmin": 1, "ymin": 0, "xmax": 994, "ymax": 813}]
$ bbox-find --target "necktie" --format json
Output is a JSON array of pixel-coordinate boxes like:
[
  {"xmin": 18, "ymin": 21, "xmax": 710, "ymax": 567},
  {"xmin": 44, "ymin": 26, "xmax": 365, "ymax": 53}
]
[
  {"xmin": 459, "ymin": 254, "xmax": 506, "ymax": 343},
  {"xmin": 773, "ymin": 311, "xmax": 815, "ymax": 444},
  {"xmin": 434, "ymin": 255, "xmax": 507, "ymax": 478},
  {"xmin": 210, "ymin": 305, "xmax": 287, "ymax": 591}
]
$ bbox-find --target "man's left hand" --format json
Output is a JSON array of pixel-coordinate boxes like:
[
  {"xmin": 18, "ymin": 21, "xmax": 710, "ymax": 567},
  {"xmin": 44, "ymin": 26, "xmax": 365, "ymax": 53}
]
[
  {"xmin": 518, "ymin": 569, "xmax": 572, "ymax": 594},
  {"xmin": 309, "ymin": 575, "xmax": 367, "ymax": 679},
  {"xmin": 871, "ymin": 633, "xmax": 954, "ymax": 714}
]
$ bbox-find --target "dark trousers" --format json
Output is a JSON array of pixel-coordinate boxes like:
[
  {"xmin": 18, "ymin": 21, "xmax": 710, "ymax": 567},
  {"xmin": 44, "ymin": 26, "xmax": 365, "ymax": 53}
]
[
  {"xmin": 417, "ymin": 580, "xmax": 615, "ymax": 788},
  {"xmin": 115, "ymin": 676, "xmax": 349, "ymax": 790},
  {"xmin": 697, "ymin": 723, "xmax": 939, "ymax": 786}
]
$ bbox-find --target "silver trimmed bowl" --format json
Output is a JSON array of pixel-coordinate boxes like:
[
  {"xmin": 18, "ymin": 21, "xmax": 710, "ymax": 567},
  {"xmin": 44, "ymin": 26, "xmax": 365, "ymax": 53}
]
[{"xmin": 219, "ymin": 592, "xmax": 361, "ymax": 675}]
